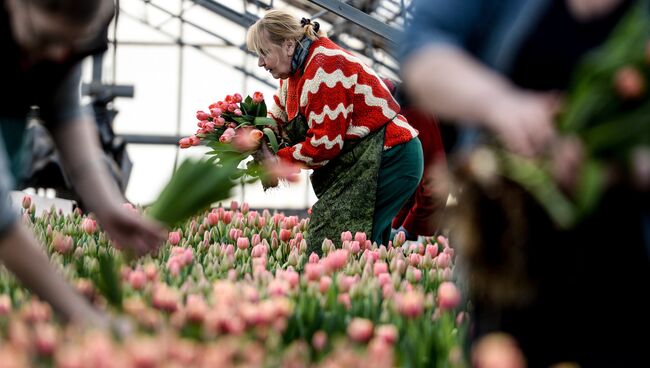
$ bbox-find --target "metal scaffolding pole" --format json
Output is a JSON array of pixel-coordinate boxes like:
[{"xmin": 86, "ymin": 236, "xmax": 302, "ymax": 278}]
[{"xmin": 306, "ymin": 0, "xmax": 401, "ymax": 48}]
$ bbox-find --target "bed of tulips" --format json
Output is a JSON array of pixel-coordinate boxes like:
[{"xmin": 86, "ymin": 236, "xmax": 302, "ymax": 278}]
[{"xmin": 0, "ymin": 198, "xmax": 468, "ymax": 367}]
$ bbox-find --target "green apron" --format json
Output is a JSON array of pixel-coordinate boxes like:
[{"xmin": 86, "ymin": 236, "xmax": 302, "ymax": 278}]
[{"xmin": 280, "ymin": 115, "xmax": 385, "ymax": 255}]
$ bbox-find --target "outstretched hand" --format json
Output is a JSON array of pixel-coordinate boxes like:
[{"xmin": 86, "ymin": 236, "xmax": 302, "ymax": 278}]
[{"xmin": 96, "ymin": 204, "xmax": 165, "ymax": 257}]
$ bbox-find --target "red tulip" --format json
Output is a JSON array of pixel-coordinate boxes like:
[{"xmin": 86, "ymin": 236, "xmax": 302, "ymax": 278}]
[{"xmin": 252, "ymin": 91, "xmax": 264, "ymax": 104}]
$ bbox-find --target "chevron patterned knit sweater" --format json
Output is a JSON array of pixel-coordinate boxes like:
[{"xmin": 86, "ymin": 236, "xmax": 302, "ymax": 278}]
[{"xmin": 269, "ymin": 37, "xmax": 418, "ymax": 168}]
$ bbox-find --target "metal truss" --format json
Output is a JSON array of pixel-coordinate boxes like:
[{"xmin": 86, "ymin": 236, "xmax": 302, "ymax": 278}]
[{"xmin": 100, "ymin": 0, "xmax": 413, "ymax": 146}]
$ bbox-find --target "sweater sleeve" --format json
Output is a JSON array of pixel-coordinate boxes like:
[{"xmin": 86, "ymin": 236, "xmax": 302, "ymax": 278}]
[{"xmin": 277, "ymin": 67, "xmax": 353, "ymax": 168}]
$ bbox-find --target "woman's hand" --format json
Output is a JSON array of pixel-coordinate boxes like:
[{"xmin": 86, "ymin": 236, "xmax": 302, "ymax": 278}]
[
  {"xmin": 551, "ymin": 135, "xmax": 585, "ymax": 194},
  {"xmin": 94, "ymin": 204, "xmax": 165, "ymax": 257},
  {"xmin": 484, "ymin": 88, "xmax": 561, "ymax": 157}
]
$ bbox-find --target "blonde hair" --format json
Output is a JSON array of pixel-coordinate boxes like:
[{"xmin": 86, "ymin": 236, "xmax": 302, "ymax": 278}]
[{"xmin": 246, "ymin": 10, "xmax": 325, "ymax": 55}]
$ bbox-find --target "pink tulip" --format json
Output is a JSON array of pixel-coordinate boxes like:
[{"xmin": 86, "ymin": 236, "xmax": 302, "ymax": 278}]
[
  {"xmin": 178, "ymin": 137, "xmax": 192, "ymax": 148},
  {"xmin": 426, "ymin": 244, "xmax": 439, "ymax": 258},
  {"xmin": 375, "ymin": 324, "xmax": 398, "ymax": 345},
  {"xmin": 283, "ymin": 270, "xmax": 300, "ymax": 288},
  {"xmin": 222, "ymin": 211, "xmax": 232, "ymax": 224},
  {"xmin": 168, "ymin": 231, "xmax": 181, "ymax": 245},
  {"xmin": 396, "ymin": 291, "xmax": 424, "ymax": 318},
  {"xmin": 128, "ymin": 269, "xmax": 146, "ymax": 290},
  {"xmin": 350, "ymin": 241, "xmax": 361, "ymax": 254},
  {"xmin": 168, "ymin": 260, "xmax": 181, "ymax": 277},
  {"xmin": 382, "ymin": 284, "xmax": 394, "ymax": 299},
  {"xmin": 53, "ymin": 233, "xmax": 73, "ymax": 254},
  {"xmin": 354, "ymin": 232, "xmax": 367, "ymax": 244},
  {"xmin": 230, "ymin": 200, "xmax": 239, "ymax": 211},
  {"xmin": 219, "ymin": 128, "xmax": 236, "ymax": 143},
  {"xmin": 252, "ymin": 91, "xmax": 264, "ymax": 104},
  {"xmin": 183, "ymin": 248, "xmax": 194, "ymax": 264},
  {"xmin": 210, "ymin": 107, "xmax": 222, "ymax": 117},
  {"xmin": 207, "ymin": 212, "xmax": 219, "ymax": 226},
  {"xmin": 341, "ymin": 231, "xmax": 353, "ymax": 242},
  {"xmin": 409, "ymin": 253, "xmax": 421, "ymax": 266},
  {"xmin": 81, "ymin": 218, "xmax": 96, "ymax": 235},
  {"xmin": 435, "ymin": 253, "xmax": 451, "ymax": 269},
  {"xmin": 144, "ymin": 263, "xmax": 157, "ymax": 281},
  {"xmin": 304, "ymin": 263, "xmax": 323, "ymax": 281},
  {"xmin": 319, "ymin": 276, "xmax": 332, "ymax": 293},
  {"xmin": 225, "ymin": 243, "xmax": 235, "ymax": 256},
  {"xmin": 373, "ymin": 262, "xmax": 388, "ymax": 276},
  {"xmin": 338, "ymin": 293, "xmax": 351, "ymax": 310},
  {"xmin": 197, "ymin": 110, "xmax": 210, "ymax": 120},
  {"xmin": 237, "ymin": 237, "xmax": 249, "ymax": 250},
  {"xmin": 312, "ymin": 330, "xmax": 328, "ymax": 351},
  {"xmin": 279, "ymin": 228, "xmax": 292, "ymax": 243},
  {"xmin": 34, "ymin": 323, "xmax": 57, "ymax": 356},
  {"xmin": 437, "ymin": 235, "xmax": 450, "ymax": 248},
  {"xmin": 347, "ymin": 318, "xmax": 374, "ymax": 343},
  {"xmin": 337, "ymin": 275, "xmax": 355, "ymax": 292},
  {"xmin": 0, "ymin": 294, "xmax": 11, "ymax": 315},
  {"xmin": 444, "ymin": 246, "xmax": 455, "ymax": 258},
  {"xmin": 251, "ymin": 244, "xmax": 266, "ymax": 258},
  {"xmin": 377, "ymin": 272, "xmax": 392, "ymax": 287},
  {"xmin": 437, "ymin": 282, "xmax": 461, "ymax": 310},
  {"xmin": 393, "ymin": 231, "xmax": 406, "ymax": 247},
  {"xmin": 233, "ymin": 93, "xmax": 243, "ymax": 103},
  {"xmin": 309, "ymin": 252, "xmax": 319, "ymax": 264},
  {"xmin": 251, "ymin": 233, "xmax": 261, "ymax": 246},
  {"xmin": 325, "ymin": 249, "xmax": 349, "ymax": 272},
  {"xmin": 21, "ymin": 195, "xmax": 31, "ymax": 209}
]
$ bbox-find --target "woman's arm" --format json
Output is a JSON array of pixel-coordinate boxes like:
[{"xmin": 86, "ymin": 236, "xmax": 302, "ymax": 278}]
[
  {"xmin": 402, "ymin": 45, "xmax": 558, "ymax": 157},
  {"xmin": 49, "ymin": 117, "xmax": 164, "ymax": 256},
  {"xmin": 0, "ymin": 222, "xmax": 108, "ymax": 326}
]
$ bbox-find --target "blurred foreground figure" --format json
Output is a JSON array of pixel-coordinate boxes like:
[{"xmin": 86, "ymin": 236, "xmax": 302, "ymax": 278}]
[
  {"xmin": 0, "ymin": 0, "xmax": 164, "ymax": 325},
  {"xmin": 401, "ymin": 0, "xmax": 650, "ymax": 366}
]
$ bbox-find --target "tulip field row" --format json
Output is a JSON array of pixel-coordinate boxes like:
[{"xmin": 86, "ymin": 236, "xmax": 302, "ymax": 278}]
[{"xmin": 0, "ymin": 199, "xmax": 467, "ymax": 367}]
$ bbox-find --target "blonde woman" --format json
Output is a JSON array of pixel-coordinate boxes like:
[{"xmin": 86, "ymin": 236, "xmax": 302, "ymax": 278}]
[{"xmin": 247, "ymin": 10, "xmax": 423, "ymax": 252}]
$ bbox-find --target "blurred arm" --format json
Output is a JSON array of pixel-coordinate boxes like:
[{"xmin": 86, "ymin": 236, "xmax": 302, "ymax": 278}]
[{"xmin": 0, "ymin": 221, "xmax": 107, "ymax": 325}]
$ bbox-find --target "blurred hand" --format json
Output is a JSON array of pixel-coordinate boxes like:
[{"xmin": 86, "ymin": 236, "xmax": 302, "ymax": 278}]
[
  {"xmin": 96, "ymin": 205, "xmax": 165, "ymax": 257},
  {"xmin": 472, "ymin": 333, "xmax": 526, "ymax": 368},
  {"xmin": 631, "ymin": 146, "xmax": 650, "ymax": 191},
  {"xmin": 485, "ymin": 88, "xmax": 561, "ymax": 157},
  {"xmin": 551, "ymin": 135, "xmax": 585, "ymax": 194}
]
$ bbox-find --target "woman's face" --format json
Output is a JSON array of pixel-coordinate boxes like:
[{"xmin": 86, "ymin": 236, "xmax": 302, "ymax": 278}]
[{"xmin": 257, "ymin": 31, "xmax": 294, "ymax": 80}]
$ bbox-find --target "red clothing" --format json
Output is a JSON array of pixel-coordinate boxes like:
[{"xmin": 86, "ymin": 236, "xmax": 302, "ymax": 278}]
[
  {"xmin": 269, "ymin": 37, "xmax": 417, "ymax": 168},
  {"xmin": 382, "ymin": 79, "xmax": 448, "ymax": 236},
  {"xmin": 391, "ymin": 109, "xmax": 448, "ymax": 236}
]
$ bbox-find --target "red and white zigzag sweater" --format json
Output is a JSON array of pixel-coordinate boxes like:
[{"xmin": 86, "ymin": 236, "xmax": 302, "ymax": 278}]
[{"xmin": 269, "ymin": 37, "xmax": 418, "ymax": 169}]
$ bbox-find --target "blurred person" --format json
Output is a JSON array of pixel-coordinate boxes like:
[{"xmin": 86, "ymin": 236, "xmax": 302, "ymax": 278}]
[
  {"xmin": 0, "ymin": 0, "xmax": 164, "ymax": 325},
  {"xmin": 400, "ymin": 0, "xmax": 649, "ymax": 366},
  {"xmin": 383, "ymin": 79, "xmax": 449, "ymax": 241},
  {"xmin": 247, "ymin": 10, "xmax": 423, "ymax": 252}
]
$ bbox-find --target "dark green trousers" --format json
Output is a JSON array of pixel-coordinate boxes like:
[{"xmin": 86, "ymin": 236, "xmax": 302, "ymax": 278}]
[{"xmin": 372, "ymin": 137, "xmax": 423, "ymax": 245}]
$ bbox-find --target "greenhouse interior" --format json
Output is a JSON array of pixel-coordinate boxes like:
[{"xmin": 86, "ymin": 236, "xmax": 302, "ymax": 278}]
[{"xmin": 1, "ymin": 0, "xmax": 649, "ymax": 367}]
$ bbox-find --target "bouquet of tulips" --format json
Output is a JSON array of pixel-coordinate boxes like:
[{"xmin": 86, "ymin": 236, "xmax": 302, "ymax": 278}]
[
  {"xmin": 147, "ymin": 92, "xmax": 293, "ymax": 228},
  {"xmin": 179, "ymin": 92, "xmax": 279, "ymax": 159}
]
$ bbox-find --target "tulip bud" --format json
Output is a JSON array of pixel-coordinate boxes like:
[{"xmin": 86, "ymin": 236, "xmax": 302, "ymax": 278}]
[{"xmin": 21, "ymin": 195, "xmax": 32, "ymax": 210}]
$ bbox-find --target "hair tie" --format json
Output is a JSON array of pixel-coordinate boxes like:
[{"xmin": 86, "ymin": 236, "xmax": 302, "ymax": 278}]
[{"xmin": 300, "ymin": 17, "xmax": 320, "ymax": 33}]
